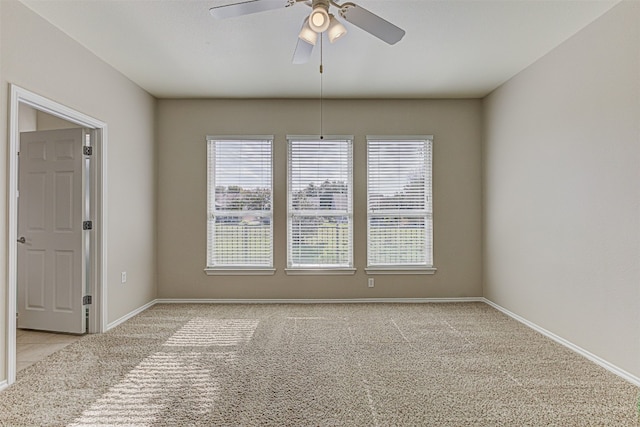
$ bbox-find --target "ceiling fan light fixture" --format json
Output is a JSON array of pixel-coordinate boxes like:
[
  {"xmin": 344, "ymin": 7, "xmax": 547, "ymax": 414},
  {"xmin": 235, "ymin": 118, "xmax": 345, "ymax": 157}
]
[
  {"xmin": 299, "ymin": 17, "xmax": 318, "ymax": 45},
  {"xmin": 309, "ymin": 6, "xmax": 330, "ymax": 33},
  {"xmin": 327, "ymin": 15, "xmax": 347, "ymax": 43}
]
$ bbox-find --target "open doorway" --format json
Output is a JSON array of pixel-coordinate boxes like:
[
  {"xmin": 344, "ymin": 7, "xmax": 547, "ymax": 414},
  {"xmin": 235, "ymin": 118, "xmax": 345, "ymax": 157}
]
[
  {"xmin": 16, "ymin": 109, "xmax": 88, "ymax": 373},
  {"xmin": 6, "ymin": 85, "xmax": 107, "ymax": 386}
]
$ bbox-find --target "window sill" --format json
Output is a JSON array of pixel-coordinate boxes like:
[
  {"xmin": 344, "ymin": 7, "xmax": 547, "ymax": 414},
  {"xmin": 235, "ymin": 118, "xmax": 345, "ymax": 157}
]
[
  {"xmin": 285, "ymin": 268, "xmax": 357, "ymax": 276},
  {"xmin": 204, "ymin": 268, "xmax": 276, "ymax": 276},
  {"xmin": 365, "ymin": 267, "xmax": 437, "ymax": 275}
]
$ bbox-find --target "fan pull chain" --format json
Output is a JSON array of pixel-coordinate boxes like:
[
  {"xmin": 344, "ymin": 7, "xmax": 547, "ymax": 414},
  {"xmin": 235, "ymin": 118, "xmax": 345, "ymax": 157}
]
[{"xmin": 319, "ymin": 35, "xmax": 324, "ymax": 140}]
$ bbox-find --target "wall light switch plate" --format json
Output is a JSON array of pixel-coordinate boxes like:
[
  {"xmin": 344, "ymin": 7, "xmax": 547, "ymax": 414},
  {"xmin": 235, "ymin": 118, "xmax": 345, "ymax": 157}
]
[{"xmin": 121, "ymin": 272, "xmax": 127, "ymax": 284}]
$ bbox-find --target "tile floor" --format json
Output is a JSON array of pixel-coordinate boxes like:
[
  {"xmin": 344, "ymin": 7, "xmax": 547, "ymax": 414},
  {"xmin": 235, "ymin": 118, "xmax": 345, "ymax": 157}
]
[{"xmin": 16, "ymin": 329, "xmax": 83, "ymax": 372}]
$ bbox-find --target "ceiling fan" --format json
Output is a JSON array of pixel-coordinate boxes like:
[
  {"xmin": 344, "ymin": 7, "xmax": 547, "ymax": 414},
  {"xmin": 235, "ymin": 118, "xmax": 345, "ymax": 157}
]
[{"xmin": 209, "ymin": 0, "xmax": 406, "ymax": 64}]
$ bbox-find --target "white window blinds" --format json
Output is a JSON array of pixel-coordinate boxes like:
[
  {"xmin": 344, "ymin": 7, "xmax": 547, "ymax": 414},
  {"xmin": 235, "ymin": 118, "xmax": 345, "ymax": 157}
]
[
  {"xmin": 207, "ymin": 137, "xmax": 273, "ymax": 268},
  {"xmin": 367, "ymin": 137, "xmax": 433, "ymax": 268},
  {"xmin": 287, "ymin": 137, "xmax": 353, "ymax": 268}
]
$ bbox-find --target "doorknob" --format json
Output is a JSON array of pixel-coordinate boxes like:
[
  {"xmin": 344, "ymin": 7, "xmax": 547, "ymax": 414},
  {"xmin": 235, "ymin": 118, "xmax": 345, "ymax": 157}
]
[{"xmin": 17, "ymin": 237, "xmax": 26, "ymax": 244}]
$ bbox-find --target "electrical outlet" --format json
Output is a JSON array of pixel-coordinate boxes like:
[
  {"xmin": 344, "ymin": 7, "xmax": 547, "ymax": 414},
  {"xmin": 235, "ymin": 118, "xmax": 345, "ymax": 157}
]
[
  {"xmin": 121, "ymin": 271, "xmax": 127, "ymax": 284},
  {"xmin": 368, "ymin": 278, "xmax": 375, "ymax": 288}
]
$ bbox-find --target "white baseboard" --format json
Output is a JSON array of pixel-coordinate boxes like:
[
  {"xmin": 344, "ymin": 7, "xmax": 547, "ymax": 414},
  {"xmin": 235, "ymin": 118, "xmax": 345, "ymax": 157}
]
[
  {"xmin": 0, "ymin": 380, "xmax": 7, "ymax": 392},
  {"xmin": 155, "ymin": 297, "xmax": 485, "ymax": 304},
  {"xmin": 483, "ymin": 298, "xmax": 640, "ymax": 387},
  {"xmin": 105, "ymin": 299, "xmax": 158, "ymax": 331}
]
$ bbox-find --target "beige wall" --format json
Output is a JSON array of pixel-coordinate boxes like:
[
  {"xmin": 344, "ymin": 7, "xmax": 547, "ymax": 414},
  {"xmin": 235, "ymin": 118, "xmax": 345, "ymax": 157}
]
[
  {"xmin": 36, "ymin": 109, "xmax": 78, "ymax": 130},
  {"xmin": 0, "ymin": 1, "xmax": 157, "ymax": 382},
  {"xmin": 483, "ymin": 1, "xmax": 640, "ymax": 377},
  {"xmin": 19, "ymin": 105, "xmax": 77, "ymax": 132},
  {"xmin": 157, "ymin": 98, "xmax": 483, "ymax": 299},
  {"xmin": 18, "ymin": 103, "xmax": 36, "ymax": 131}
]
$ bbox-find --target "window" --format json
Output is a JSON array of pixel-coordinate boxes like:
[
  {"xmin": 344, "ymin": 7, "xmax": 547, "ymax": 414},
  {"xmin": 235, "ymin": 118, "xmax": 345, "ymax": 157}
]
[
  {"xmin": 206, "ymin": 137, "xmax": 273, "ymax": 274},
  {"xmin": 287, "ymin": 136, "xmax": 354, "ymax": 273},
  {"xmin": 367, "ymin": 136, "xmax": 435, "ymax": 273}
]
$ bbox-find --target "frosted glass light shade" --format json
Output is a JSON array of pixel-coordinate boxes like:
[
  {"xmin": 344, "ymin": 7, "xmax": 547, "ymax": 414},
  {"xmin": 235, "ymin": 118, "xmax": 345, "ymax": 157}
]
[
  {"xmin": 309, "ymin": 7, "xmax": 330, "ymax": 32},
  {"xmin": 298, "ymin": 18, "xmax": 318, "ymax": 45},
  {"xmin": 327, "ymin": 15, "xmax": 347, "ymax": 43}
]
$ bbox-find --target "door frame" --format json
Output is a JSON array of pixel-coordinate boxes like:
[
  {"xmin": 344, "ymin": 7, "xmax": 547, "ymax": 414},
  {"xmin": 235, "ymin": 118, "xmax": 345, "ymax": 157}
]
[{"xmin": 6, "ymin": 84, "xmax": 108, "ymax": 385}]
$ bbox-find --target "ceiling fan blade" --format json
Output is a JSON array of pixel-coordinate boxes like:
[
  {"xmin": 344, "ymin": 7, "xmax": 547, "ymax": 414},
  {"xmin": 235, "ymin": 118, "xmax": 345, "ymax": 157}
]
[
  {"xmin": 209, "ymin": 0, "xmax": 289, "ymax": 19},
  {"xmin": 339, "ymin": 3, "xmax": 405, "ymax": 45},
  {"xmin": 292, "ymin": 38, "xmax": 314, "ymax": 64}
]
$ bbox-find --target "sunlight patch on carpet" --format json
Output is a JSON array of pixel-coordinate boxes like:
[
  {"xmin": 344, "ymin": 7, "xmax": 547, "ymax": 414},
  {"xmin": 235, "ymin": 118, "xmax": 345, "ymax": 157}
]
[
  {"xmin": 68, "ymin": 318, "xmax": 259, "ymax": 426},
  {"xmin": 68, "ymin": 352, "xmax": 219, "ymax": 427},
  {"xmin": 165, "ymin": 318, "xmax": 259, "ymax": 347}
]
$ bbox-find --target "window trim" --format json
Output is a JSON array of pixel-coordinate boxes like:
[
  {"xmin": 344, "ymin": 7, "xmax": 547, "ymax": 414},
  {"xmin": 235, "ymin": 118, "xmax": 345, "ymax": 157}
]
[
  {"xmin": 366, "ymin": 135, "xmax": 435, "ymax": 273},
  {"xmin": 285, "ymin": 268, "xmax": 356, "ymax": 276},
  {"xmin": 205, "ymin": 135, "xmax": 274, "ymax": 271},
  {"xmin": 286, "ymin": 135, "xmax": 355, "ymax": 273},
  {"xmin": 365, "ymin": 267, "xmax": 437, "ymax": 275},
  {"xmin": 204, "ymin": 268, "xmax": 276, "ymax": 276}
]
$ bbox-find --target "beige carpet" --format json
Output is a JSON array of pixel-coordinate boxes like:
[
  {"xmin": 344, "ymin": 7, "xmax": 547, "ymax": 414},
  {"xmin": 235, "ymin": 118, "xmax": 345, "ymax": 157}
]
[{"xmin": 0, "ymin": 303, "xmax": 638, "ymax": 426}]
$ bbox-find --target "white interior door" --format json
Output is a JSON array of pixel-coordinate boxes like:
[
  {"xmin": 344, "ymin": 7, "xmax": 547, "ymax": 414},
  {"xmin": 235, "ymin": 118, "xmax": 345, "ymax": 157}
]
[{"xmin": 17, "ymin": 128, "xmax": 87, "ymax": 334}]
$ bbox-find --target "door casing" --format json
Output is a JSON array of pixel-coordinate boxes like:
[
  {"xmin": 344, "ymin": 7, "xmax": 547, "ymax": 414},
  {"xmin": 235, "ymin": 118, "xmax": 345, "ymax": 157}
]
[{"xmin": 6, "ymin": 84, "xmax": 108, "ymax": 386}]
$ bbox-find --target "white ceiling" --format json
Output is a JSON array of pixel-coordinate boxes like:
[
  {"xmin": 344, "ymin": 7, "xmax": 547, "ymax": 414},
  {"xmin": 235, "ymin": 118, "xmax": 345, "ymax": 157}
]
[{"xmin": 20, "ymin": 0, "xmax": 619, "ymax": 99}]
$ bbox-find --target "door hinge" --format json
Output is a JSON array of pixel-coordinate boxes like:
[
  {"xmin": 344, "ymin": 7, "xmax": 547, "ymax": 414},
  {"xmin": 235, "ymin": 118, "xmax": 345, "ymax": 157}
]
[
  {"xmin": 83, "ymin": 146, "xmax": 93, "ymax": 156},
  {"xmin": 83, "ymin": 295, "xmax": 92, "ymax": 305},
  {"xmin": 83, "ymin": 220, "xmax": 93, "ymax": 230}
]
